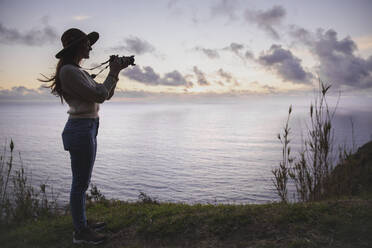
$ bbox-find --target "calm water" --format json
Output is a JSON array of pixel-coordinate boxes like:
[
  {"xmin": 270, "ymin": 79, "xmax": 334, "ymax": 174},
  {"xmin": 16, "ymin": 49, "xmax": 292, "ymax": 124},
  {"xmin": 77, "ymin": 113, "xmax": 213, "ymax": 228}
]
[{"xmin": 0, "ymin": 100, "xmax": 371, "ymax": 204}]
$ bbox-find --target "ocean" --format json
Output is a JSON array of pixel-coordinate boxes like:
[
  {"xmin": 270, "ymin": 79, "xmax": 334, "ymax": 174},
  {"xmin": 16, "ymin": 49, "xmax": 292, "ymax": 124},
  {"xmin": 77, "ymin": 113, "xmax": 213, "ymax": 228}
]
[{"xmin": 0, "ymin": 99, "xmax": 371, "ymax": 205}]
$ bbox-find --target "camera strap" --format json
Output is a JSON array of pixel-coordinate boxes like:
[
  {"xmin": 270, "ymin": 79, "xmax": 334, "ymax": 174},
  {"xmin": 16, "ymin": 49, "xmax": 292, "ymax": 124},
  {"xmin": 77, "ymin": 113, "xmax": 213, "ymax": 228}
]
[
  {"xmin": 81, "ymin": 55, "xmax": 135, "ymax": 79},
  {"xmin": 80, "ymin": 59, "xmax": 110, "ymax": 79}
]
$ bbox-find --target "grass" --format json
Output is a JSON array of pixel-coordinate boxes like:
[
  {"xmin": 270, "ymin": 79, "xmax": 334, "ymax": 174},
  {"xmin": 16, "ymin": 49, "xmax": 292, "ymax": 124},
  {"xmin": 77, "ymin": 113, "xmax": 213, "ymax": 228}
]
[{"xmin": 1, "ymin": 197, "xmax": 371, "ymax": 247}]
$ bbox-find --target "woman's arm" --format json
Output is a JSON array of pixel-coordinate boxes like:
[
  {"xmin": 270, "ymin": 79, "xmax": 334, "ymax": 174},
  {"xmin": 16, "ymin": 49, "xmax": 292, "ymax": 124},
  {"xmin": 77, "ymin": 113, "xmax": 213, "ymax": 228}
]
[
  {"xmin": 106, "ymin": 72, "xmax": 119, "ymax": 100},
  {"xmin": 105, "ymin": 56, "xmax": 130, "ymax": 100},
  {"xmin": 106, "ymin": 81, "xmax": 117, "ymax": 100},
  {"xmin": 59, "ymin": 57, "xmax": 126, "ymax": 103},
  {"xmin": 60, "ymin": 65, "xmax": 118, "ymax": 103}
]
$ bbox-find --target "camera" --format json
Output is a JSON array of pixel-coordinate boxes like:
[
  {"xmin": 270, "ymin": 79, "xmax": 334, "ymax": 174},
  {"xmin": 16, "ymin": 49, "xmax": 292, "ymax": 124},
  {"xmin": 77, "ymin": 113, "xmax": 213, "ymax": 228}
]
[
  {"xmin": 110, "ymin": 55, "xmax": 136, "ymax": 67},
  {"xmin": 89, "ymin": 55, "xmax": 136, "ymax": 79}
]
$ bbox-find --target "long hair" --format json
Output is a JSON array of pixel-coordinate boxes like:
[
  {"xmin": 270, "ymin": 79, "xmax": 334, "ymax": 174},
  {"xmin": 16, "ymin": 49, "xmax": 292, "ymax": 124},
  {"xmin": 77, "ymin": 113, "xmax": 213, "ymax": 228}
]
[{"xmin": 39, "ymin": 43, "xmax": 84, "ymax": 104}]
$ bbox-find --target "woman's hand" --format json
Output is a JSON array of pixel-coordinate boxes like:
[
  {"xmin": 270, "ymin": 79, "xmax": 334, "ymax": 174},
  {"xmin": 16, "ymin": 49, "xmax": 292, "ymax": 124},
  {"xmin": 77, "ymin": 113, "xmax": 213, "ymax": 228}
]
[{"xmin": 109, "ymin": 55, "xmax": 128, "ymax": 75}]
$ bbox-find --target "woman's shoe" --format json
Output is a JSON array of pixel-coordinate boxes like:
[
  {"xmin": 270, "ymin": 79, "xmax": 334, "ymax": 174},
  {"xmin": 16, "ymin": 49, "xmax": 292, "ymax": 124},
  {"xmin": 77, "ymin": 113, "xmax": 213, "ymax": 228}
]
[
  {"xmin": 87, "ymin": 219, "xmax": 106, "ymax": 231},
  {"xmin": 73, "ymin": 227, "xmax": 106, "ymax": 245}
]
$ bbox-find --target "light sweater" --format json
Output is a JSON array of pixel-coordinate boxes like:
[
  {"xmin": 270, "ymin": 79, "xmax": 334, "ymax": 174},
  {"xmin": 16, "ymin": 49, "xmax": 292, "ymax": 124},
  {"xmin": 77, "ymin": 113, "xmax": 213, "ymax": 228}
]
[{"xmin": 59, "ymin": 64, "xmax": 118, "ymax": 119}]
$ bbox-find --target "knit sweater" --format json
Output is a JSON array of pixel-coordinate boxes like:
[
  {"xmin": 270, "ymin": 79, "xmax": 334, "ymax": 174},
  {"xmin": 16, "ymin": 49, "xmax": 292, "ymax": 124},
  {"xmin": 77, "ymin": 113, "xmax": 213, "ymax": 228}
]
[{"xmin": 59, "ymin": 64, "xmax": 118, "ymax": 119}]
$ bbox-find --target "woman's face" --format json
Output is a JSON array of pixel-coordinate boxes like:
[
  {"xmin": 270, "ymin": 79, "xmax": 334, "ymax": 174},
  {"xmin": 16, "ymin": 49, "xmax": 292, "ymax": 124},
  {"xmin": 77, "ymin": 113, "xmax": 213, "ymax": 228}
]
[{"xmin": 80, "ymin": 39, "xmax": 92, "ymax": 59}]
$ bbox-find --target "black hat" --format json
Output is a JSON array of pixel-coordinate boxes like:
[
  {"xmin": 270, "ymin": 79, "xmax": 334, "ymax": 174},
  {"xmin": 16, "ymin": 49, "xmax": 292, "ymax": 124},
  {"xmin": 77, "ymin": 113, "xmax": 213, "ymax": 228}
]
[{"xmin": 55, "ymin": 28, "xmax": 99, "ymax": 59}]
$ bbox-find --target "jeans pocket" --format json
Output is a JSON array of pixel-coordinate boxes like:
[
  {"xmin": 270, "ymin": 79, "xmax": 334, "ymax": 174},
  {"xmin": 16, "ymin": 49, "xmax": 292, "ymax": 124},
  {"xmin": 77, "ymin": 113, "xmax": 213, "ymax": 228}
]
[{"xmin": 62, "ymin": 130, "xmax": 92, "ymax": 151}]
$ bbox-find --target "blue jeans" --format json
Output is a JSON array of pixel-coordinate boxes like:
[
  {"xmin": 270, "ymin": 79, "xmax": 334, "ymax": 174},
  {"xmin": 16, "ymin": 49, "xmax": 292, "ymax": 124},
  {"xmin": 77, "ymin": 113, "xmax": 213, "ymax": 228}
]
[{"xmin": 62, "ymin": 118, "xmax": 99, "ymax": 231}]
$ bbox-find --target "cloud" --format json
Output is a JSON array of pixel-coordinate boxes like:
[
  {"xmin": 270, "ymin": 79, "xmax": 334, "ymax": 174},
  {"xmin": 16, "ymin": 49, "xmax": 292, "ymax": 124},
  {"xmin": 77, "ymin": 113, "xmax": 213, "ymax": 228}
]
[
  {"xmin": 223, "ymin": 42, "xmax": 254, "ymax": 63},
  {"xmin": 223, "ymin": 42, "xmax": 244, "ymax": 56},
  {"xmin": 245, "ymin": 50, "xmax": 254, "ymax": 59},
  {"xmin": 313, "ymin": 29, "xmax": 372, "ymax": 89},
  {"xmin": 112, "ymin": 89, "xmax": 151, "ymax": 98},
  {"xmin": 210, "ymin": 0, "xmax": 239, "ymax": 20},
  {"xmin": 194, "ymin": 46, "xmax": 220, "ymax": 59},
  {"xmin": 195, "ymin": 42, "xmax": 252, "ymax": 61},
  {"xmin": 0, "ymin": 86, "xmax": 56, "ymax": 101},
  {"xmin": 0, "ymin": 85, "xmax": 189, "ymax": 102},
  {"xmin": 0, "ymin": 23, "xmax": 58, "ymax": 46},
  {"xmin": 7, "ymin": 86, "xmax": 39, "ymax": 95},
  {"xmin": 193, "ymin": 66, "xmax": 210, "ymax": 86},
  {"xmin": 163, "ymin": 71, "xmax": 192, "ymax": 87},
  {"xmin": 216, "ymin": 68, "xmax": 240, "ymax": 86},
  {"xmin": 108, "ymin": 89, "xmax": 270, "ymax": 101},
  {"xmin": 73, "ymin": 15, "xmax": 92, "ymax": 21},
  {"xmin": 290, "ymin": 27, "xmax": 372, "ymax": 89},
  {"xmin": 217, "ymin": 68, "xmax": 233, "ymax": 83},
  {"xmin": 122, "ymin": 66, "xmax": 192, "ymax": 87},
  {"xmin": 122, "ymin": 66, "xmax": 159, "ymax": 84},
  {"xmin": 244, "ymin": 5, "xmax": 286, "ymax": 40},
  {"xmin": 112, "ymin": 36, "xmax": 155, "ymax": 55},
  {"xmin": 250, "ymin": 81, "xmax": 279, "ymax": 93},
  {"xmin": 124, "ymin": 65, "xmax": 230, "ymax": 88},
  {"xmin": 289, "ymin": 25, "xmax": 313, "ymax": 46},
  {"xmin": 261, "ymin": 84, "xmax": 277, "ymax": 93},
  {"xmin": 258, "ymin": 44, "xmax": 313, "ymax": 84}
]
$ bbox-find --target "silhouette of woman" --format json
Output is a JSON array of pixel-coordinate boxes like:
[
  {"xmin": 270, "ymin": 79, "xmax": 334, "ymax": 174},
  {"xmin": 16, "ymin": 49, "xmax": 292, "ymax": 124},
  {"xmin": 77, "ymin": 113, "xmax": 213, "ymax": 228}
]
[{"xmin": 41, "ymin": 28, "xmax": 130, "ymax": 244}]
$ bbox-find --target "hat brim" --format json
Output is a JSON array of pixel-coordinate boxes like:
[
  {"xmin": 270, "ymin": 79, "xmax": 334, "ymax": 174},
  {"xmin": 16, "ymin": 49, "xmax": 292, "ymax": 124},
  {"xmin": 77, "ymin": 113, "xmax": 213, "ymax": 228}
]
[{"xmin": 55, "ymin": 31, "xmax": 99, "ymax": 59}]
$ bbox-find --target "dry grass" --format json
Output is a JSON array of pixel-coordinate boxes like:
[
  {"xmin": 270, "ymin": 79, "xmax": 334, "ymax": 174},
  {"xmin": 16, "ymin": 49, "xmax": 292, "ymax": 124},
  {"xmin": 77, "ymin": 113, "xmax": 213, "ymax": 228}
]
[{"xmin": 272, "ymin": 80, "xmax": 361, "ymax": 202}]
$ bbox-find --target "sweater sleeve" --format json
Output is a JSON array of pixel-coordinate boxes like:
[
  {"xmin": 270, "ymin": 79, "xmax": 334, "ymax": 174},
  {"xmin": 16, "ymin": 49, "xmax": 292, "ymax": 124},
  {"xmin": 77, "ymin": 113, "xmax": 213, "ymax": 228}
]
[
  {"xmin": 60, "ymin": 65, "xmax": 118, "ymax": 103},
  {"xmin": 106, "ymin": 80, "xmax": 118, "ymax": 100}
]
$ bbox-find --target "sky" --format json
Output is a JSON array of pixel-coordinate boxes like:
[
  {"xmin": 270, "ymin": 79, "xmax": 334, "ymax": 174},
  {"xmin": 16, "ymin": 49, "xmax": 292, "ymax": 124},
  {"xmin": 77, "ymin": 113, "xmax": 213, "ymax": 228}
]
[{"xmin": 0, "ymin": 0, "xmax": 372, "ymax": 102}]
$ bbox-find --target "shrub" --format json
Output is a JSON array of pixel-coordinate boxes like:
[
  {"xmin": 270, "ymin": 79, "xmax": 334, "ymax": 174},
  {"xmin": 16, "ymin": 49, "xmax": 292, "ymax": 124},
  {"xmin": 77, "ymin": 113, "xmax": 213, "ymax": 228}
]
[
  {"xmin": 86, "ymin": 183, "xmax": 106, "ymax": 204},
  {"xmin": 138, "ymin": 191, "xmax": 158, "ymax": 204},
  {"xmin": 273, "ymin": 79, "xmax": 356, "ymax": 202},
  {"xmin": 0, "ymin": 140, "xmax": 58, "ymax": 224},
  {"xmin": 272, "ymin": 105, "xmax": 293, "ymax": 203}
]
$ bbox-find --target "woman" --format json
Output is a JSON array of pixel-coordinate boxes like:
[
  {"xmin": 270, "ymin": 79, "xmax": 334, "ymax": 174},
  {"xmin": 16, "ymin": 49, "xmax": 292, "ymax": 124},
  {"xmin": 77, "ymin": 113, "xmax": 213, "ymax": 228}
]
[{"xmin": 42, "ymin": 28, "xmax": 130, "ymax": 245}]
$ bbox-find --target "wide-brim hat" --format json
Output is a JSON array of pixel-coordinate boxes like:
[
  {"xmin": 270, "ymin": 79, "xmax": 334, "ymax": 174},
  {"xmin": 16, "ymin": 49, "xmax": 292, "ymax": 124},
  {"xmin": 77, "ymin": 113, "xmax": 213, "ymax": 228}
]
[{"xmin": 55, "ymin": 28, "xmax": 99, "ymax": 59}]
